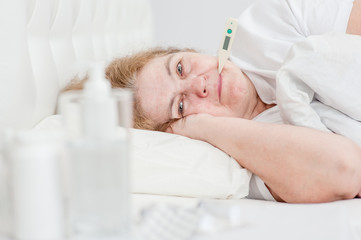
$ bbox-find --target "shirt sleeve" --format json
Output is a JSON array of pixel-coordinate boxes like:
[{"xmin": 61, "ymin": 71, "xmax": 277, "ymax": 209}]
[
  {"xmin": 288, "ymin": 0, "xmax": 354, "ymax": 35},
  {"xmin": 231, "ymin": 0, "xmax": 306, "ymax": 103},
  {"xmin": 230, "ymin": 0, "xmax": 355, "ymax": 104}
]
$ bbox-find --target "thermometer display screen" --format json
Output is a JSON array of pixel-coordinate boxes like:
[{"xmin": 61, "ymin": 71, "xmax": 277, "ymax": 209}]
[{"xmin": 222, "ymin": 36, "xmax": 230, "ymax": 50}]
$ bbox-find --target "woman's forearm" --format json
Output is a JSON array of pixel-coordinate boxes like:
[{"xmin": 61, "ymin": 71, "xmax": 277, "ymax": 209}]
[
  {"xmin": 172, "ymin": 115, "xmax": 361, "ymax": 203},
  {"xmin": 347, "ymin": 0, "xmax": 361, "ymax": 35}
]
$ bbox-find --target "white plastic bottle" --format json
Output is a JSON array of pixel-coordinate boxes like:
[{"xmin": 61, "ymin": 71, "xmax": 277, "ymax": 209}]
[
  {"xmin": 62, "ymin": 63, "xmax": 132, "ymax": 240},
  {"xmin": 8, "ymin": 130, "xmax": 65, "ymax": 240},
  {"xmin": 0, "ymin": 130, "xmax": 11, "ymax": 238}
]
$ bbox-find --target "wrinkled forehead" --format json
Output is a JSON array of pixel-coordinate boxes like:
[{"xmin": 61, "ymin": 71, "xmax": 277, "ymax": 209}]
[{"xmin": 135, "ymin": 55, "xmax": 172, "ymax": 124}]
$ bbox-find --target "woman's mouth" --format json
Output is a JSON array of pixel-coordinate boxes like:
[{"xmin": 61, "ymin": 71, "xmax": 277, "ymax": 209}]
[{"xmin": 218, "ymin": 74, "xmax": 222, "ymax": 102}]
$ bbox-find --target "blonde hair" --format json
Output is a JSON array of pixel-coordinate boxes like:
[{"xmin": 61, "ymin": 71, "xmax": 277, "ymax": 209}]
[{"xmin": 64, "ymin": 47, "xmax": 195, "ymax": 131}]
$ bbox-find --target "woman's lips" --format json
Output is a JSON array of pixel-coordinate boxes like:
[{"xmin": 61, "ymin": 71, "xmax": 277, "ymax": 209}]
[{"xmin": 218, "ymin": 74, "xmax": 222, "ymax": 102}]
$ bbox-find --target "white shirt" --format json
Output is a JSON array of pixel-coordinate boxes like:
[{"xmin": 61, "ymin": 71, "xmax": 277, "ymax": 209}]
[
  {"xmin": 231, "ymin": 0, "xmax": 354, "ymax": 104},
  {"xmin": 231, "ymin": 0, "xmax": 355, "ymax": 201}
]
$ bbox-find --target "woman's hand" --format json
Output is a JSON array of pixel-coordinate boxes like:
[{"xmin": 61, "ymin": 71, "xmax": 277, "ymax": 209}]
[{"xmin": 166, "ymin": 113, "xmax": 213, "ymax": 140}]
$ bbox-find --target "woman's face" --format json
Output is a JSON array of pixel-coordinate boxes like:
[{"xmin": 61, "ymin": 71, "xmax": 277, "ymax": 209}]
[{"xmin": 136, "ymin": 51, "xmax": 259, "ymax": 125}]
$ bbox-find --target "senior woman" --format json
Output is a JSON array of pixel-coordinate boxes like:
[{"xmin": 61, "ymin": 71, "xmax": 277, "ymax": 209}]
[{"xmin": 66, "ymin": 0, "xmax": 361, "ymax": 203}]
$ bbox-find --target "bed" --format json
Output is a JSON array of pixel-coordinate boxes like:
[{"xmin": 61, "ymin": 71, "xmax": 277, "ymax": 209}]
[{"xmin": 0, "ymin": 0, "xmax": 360, "ymax": 239}]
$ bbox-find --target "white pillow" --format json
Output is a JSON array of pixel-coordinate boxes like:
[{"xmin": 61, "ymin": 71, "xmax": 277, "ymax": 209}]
[{"xmin": 33, "ymin": 115, "xmax": 251, "ymax": 199}]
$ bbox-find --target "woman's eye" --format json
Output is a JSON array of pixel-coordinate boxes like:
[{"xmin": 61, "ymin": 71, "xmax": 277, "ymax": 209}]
[
  {"xmin": 178, "ymin": 100, "xmax": 184, "ymax": 117},
  {"xmin": 177, "ymin": 62, "xmax": 183, "ymax": 76}
]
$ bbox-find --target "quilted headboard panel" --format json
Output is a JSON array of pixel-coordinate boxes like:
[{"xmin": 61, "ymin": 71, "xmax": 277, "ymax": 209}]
[{"xmin": 0, "ymin": 0, "xmax": 154, "ymax": 130}]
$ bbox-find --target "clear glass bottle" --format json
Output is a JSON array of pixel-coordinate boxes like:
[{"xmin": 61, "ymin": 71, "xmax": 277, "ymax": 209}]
[
  {"xmin": 58, "ymin": 63, "xmax": 132, "ymax": 240},
  {"xmin": 67, "ymin": 137, "xmax": 129, "ymax": 240}
]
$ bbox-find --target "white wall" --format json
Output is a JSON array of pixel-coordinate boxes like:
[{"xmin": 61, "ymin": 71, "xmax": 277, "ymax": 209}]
[{"xmin": 149, "ymin": 0, "xmax": 255, "ymax": 55}]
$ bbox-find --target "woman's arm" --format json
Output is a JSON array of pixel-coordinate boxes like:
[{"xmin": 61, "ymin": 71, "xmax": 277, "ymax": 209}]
[
  {"xmin": 347, "ymin": 0, "xmax": 361, "ymax": 35},
  {"xmin": 169, "ymin": 114, "xmax": 361, "ymax": 203}
]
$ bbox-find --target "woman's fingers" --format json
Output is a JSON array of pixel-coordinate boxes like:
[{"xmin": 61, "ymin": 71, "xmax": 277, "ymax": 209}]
[{"xmin": 167, "ymin": 114, "xmax": 213, "ymax": 139}]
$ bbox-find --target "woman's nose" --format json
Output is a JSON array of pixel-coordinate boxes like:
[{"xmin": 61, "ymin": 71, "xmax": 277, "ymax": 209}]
[{"xmin": 183, "ymin": 75, "xmax": 208, "ymax": 98}]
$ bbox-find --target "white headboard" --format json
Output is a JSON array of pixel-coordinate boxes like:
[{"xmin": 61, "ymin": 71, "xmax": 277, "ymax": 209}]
[{"xmin": 0, "ymin": 0, "xmax": 154, "ymax": 130}]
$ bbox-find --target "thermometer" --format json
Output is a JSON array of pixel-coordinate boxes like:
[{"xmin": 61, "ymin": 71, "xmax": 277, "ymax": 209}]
[{"xmin": 218, "ymin": 17, "xmax": 238, "ymax": 74}]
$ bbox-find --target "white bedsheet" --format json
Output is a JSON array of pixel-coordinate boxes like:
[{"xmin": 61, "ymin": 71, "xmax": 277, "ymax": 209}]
[
  {"xmin": 132, "ymin": 194, "xmax": 361, "ymax": 240},
  {"xmin": 1, "ymin": 194, "xmax": 360, "ymax": 239}
]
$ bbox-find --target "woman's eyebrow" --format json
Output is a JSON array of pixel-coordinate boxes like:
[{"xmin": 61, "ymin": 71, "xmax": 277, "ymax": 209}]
[{"xmin": 165, "ymin": 53, "xmax": 175, "ymax": 76}]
